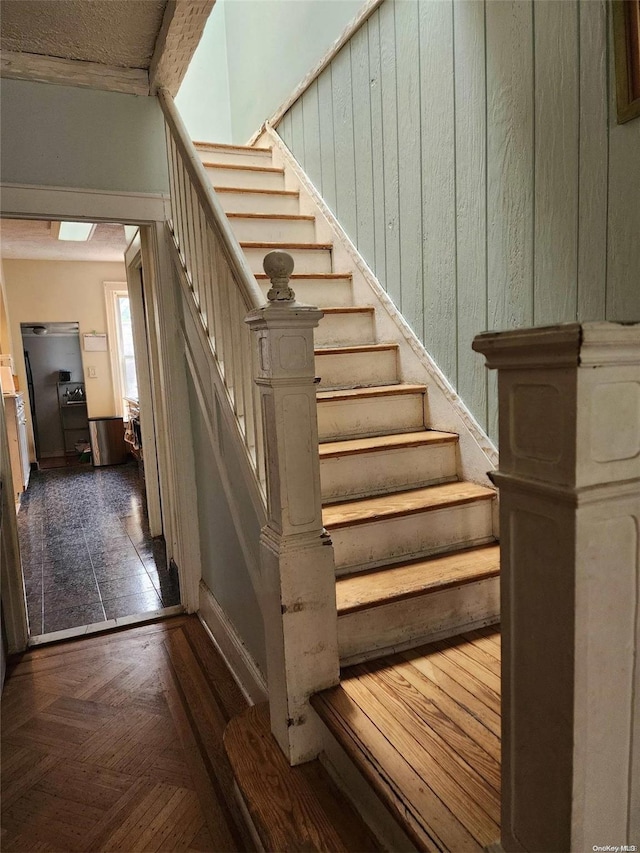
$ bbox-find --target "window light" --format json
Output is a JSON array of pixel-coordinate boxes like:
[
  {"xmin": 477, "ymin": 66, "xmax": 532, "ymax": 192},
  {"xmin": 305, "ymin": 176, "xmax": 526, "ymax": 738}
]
[{"xmin": 57, "ymin": 221, "xmax": 97, "ymax": 242}]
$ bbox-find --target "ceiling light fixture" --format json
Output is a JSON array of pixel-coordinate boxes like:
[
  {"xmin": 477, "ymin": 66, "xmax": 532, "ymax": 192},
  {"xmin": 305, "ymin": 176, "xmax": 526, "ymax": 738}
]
[{"xmin": 57, "ymin": 221, "xmax": 97, "ymax": 242}]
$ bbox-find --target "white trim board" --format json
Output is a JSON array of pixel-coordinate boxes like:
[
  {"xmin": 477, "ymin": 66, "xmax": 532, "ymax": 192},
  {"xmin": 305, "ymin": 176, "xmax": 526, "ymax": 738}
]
[
  {"xmin": 1, "ymin": 183, "xmax": 170, "ymax": 224},
  {"xmin": 247, "ymin": 0, "xmax": 385, "ymax": 145},
  {"xmin": 0, "ymin": 51, "xmax": 149, "ymax": 97},
  {"xmin": 198, "ymin": 581, "xmax": 268, "ymax": 706}
]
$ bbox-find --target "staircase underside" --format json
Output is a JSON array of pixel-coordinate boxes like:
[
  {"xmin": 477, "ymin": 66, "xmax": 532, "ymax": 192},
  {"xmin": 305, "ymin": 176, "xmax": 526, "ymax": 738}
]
[{"xmin": 312, "ymin": 627, "xmax": 502, "ymax": 852}]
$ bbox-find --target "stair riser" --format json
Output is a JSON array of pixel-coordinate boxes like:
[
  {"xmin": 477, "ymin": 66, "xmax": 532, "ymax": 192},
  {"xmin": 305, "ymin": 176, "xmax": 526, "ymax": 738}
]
[
  {"xmin": 243, "ymin": 246, "xmax": 332, "ymax": 274},
  {"xmin": 229, "ymin": 217, "xmax": 316, "ymax": 243},
  {"xmin": 316, "ymin": 349, "xmax": 398, "ymax": 390},
  {"xmin": 197, "ymin": 148, "xmax": 272, "ymax": 167},
  {"xmin": 316, "ymin": 312, "xmax": 375, "ymax": 347},
  {"xmin": 204, "ymin": 164, "xmax": 284, "ymax": 190},
  {"xmin": 257, "ymin": 278, "xmax": 354, "ymax": 307},
  {"xmin": 320, "ymin": 442, "xmax": 458, "ymax": 502},
  {"xmin": 216, "ymin": 191, "xmax": 300, "ymax": 216},
  {"xmin": 328, "ymin": 500, "xmax": 495, "ymax": 573},
  {"xmin": 337, "ymin": 576, "xmax": 500, "ymax": 664},
  {"xmin": 317, "ymin": 394, "xmax": 425, "ymax": 441}
]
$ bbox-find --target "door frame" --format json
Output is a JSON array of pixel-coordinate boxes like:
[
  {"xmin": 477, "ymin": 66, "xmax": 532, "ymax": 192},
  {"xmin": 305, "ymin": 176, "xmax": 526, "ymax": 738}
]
[{"xmin": 0, "ymin": 184, "xmax": 201, "ymax": 652}]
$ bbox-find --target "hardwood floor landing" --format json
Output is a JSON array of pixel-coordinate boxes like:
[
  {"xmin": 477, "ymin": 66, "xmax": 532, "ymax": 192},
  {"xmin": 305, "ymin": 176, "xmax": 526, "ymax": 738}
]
[
  {"xmin": 1, "ymin": 615, "xmax": 253, "ymax": 852},
  {"xmin": 312, "ymin": 627, "xmax": 501, "ymax": 852}
]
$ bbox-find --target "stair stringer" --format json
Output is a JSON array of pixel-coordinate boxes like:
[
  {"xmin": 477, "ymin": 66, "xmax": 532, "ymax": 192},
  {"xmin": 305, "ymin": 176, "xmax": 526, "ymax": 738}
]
[{"xmin": 260, "ymin": 124, "xmax": 498, "ymax": 515}]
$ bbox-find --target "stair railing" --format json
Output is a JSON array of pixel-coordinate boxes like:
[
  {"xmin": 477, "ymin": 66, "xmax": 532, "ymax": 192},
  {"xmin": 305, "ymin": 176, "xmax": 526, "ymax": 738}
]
[
  {"xmin": 159, "ymin": 90, "xmax": 339, "ymax": 765},
  {"xmin": 158, "ymin": 88, "xmax": 266, "ymax": 495}
]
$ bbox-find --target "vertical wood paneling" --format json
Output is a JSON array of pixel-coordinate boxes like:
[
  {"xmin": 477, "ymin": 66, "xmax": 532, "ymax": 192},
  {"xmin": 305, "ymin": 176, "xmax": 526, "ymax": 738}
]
[
  {"xmin": 276, "ymin": 0, "xmax": 636, "ymax": 445},
  {"xmin": 301, "ymin": 81, "xmax": 323, "ymax": 194},
  {"xmin": 577, "ymin": 0, "xmax": 608, "ymax": 320},
  {"xmin": 419, "ymin": 0, "xmax": 457, "ymax": 380},
  {"xmin": 279, "ymin": 110, "xmax": 293, "ymax": 149},
  {"xmin": 486, "ymin": 0, "xmax": 534, "ymax": 438},
  {"xmin": 317, "ymin": 67, "xmax": 337, "ymax": 212},
  {"xmin": 454, "ymin": 0, "xmax": 488, "ymax": 430},
  {"xmin": 395, "ymin": 0, "xmax": 423, "ymax": 339},
  {"xmin": 291, "ymin": 100, "xmax": 305, "ymax": 161},
  {"xmin": 533, "ymin": 0, "xmax": 579, "ymax": 325},
  {"xmin": 379, "ymin": 0, "xmax": 401, "ymax": 308},
  {"xmin": 350, "ymin": 23, "xmax": 375, "ymax": 264},
  {"xmin": 368, "ymin": 9, "xmax": 387, "ymax": 289},
  {"xmin": 606, "ymin": 6, "xmax": 640, "ymax": 321},
  {"xmin": 331, "ymin": 45, "xmax": 357, "ymax": 240}
]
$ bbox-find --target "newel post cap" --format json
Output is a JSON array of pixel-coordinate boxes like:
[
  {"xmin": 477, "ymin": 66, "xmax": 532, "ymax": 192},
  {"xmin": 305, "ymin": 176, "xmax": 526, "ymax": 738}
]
[{"xmin": 264, "ymin": 250, "xmax": 296, "ymax": 303}]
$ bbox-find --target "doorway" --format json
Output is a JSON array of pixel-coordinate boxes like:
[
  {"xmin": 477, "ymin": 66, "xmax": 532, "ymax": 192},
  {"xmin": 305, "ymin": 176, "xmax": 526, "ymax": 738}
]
[{"xmin": 1, "ymin": 217, "xmax": 181, "ymax": 640}]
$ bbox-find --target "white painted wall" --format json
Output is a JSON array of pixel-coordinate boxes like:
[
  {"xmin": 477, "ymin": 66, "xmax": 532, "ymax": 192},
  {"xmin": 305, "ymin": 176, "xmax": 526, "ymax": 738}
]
[
  {"xmin": 3, "ymin": 259, "xmax": 125, "ymax": 458},
  {"xmin": 0, "ymin": 79, "xmax": 169, "ymax": 193},
  {"xmin": 278, "ymin": 0, "xmax": 640, "ymax": 442},
  {"xmin": 176, "ymin": 0, "xmax": 368, "ymax": 144},
  {"xmin": 175, "ymin": 1, "xmax": 232, "ymax": 143}
]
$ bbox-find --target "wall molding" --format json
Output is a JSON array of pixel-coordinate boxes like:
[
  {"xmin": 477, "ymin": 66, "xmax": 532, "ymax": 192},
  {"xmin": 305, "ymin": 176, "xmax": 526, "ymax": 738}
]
[
  {"xmin": 0, "ymin": 183, "xmax": 170, "ymax": 225},
  {"xmin": 198, "ymin": 580, "xmax": 268, "ymax": 706},
  {"xmin": 247, "ymin": 0, "xmax": 385, "ymax": 145},
  {"xmin": 0, "ymin": 50, "xmax": 149, "ymax": 96}
]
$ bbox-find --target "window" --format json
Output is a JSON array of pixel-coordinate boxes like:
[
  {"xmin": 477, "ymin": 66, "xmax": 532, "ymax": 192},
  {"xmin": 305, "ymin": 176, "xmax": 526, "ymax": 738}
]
[{"xmin": 105, "ymin": 282, "xmax": 138, "ymax": 417}]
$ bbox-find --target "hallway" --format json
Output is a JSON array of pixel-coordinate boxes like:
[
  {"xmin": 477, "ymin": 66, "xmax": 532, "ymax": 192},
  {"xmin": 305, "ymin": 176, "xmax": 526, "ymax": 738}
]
[
  {"xmin": 18, "ymin": 463, "xmax": 180, "ymax": 636},
  {"xmin": 1, "ymin": 616, "xmax": 253, "ymax": 852}
]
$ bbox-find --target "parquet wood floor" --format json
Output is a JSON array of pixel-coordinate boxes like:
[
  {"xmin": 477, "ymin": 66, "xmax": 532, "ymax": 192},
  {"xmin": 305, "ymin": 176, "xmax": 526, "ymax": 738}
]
[{"xmin": 1, "ymin": 615, "xmax": 253, "ymax": 853}]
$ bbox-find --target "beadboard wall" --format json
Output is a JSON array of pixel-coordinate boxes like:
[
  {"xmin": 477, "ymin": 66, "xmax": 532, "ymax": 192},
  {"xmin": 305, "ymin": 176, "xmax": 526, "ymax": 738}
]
[{"xmin": 276, "ymin": 0, "xmax": 640, "ymax": 439}]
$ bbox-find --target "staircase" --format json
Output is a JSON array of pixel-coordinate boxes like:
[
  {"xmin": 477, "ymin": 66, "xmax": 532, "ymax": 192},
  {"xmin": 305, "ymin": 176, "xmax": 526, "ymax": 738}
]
[
  {"xmin": 188, "ymin": 137, "xmax": 501, "ymax": 850},
  {"xmin": 195, "ymin": 140, "xmax": 500, "ymax": 667}
]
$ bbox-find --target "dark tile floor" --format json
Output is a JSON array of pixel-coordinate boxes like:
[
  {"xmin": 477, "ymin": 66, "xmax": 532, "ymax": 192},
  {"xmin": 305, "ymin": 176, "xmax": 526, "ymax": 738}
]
[{"xmin": 18, "ymin": 462, "xmax": 181, "ymax": 636}]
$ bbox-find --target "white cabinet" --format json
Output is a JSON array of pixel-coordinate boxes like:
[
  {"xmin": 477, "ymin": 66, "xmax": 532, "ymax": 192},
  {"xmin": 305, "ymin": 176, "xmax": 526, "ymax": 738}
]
[{"xmin": 4, "ymin": 393, "xmax": 30, "ymax": 502}]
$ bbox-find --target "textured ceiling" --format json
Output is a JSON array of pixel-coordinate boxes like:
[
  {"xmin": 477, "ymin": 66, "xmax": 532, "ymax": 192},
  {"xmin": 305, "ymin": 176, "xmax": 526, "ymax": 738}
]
[
  {"xmin": 1, "ymin": 219, "xmax": 128, "ymax": 263},
  {"xmin": 0, "ymin": 0, "xmax": 167, "ymax": 68}
]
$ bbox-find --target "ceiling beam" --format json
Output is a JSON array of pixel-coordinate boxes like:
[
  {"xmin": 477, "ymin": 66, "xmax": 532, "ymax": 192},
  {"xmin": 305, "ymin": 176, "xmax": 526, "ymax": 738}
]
[
  {"xmin": 0, "ymin": 51, "xmax": 149, "ymax": 97},
  {"xmin": 149, "ymin": 0, "xmax": 215, "ymax": 96}
]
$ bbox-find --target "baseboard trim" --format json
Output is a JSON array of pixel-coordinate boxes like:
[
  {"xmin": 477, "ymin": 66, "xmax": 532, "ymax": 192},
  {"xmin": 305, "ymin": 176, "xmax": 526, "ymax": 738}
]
[{"xmin": 198, "ymin": 580, "xmax": 267, "ymax": 706}]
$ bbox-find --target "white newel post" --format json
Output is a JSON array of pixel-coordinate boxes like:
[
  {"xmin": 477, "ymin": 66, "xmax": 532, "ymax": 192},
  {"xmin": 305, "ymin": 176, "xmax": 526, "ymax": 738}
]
[
  {"xmin": 473, "ymin": 322, "xmax": 640, "ymax": 853},
  {"xmin": 245, "ymin": 251, "xmax": 339, "ymax": 766}
]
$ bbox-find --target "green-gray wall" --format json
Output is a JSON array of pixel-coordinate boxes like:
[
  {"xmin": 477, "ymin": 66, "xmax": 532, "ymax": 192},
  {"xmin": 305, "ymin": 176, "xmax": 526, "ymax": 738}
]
[
  {"xmin": 278, "ymin": 0, "xmax": 640, "ymax": 440},
  {"xmin": 1, "ymin": 79, "xmax": 169, "ymax": 193},
  {"xmin": 187, "ymin": 371, "xmax": 266, "ymax": 677},
  {"xmin": 177, "ymin": 0, "xmax": 368, "ymax": 144},
  {"xmin": 175, "ymin": 1, "xmax": 232, "ymax": 143}
]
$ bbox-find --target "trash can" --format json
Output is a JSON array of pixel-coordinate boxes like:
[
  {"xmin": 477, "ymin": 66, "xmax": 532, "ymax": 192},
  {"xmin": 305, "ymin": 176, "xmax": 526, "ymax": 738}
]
[{"xmin": 88, "ymin": 416, "xmax": 128, "ymax": 466}]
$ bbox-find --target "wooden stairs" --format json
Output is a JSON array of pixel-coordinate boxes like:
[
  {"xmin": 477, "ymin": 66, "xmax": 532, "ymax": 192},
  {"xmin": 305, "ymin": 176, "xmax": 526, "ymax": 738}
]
[{"xmin": 195, "ymin": 140, "xmax": 501, "ymax": 850}]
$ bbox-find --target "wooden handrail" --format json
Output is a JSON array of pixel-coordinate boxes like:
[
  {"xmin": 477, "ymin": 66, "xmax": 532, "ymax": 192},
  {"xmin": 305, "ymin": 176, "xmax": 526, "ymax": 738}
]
[{"xmin": 158, "ymin": 88, "xmax": 265, "ymax": 310}]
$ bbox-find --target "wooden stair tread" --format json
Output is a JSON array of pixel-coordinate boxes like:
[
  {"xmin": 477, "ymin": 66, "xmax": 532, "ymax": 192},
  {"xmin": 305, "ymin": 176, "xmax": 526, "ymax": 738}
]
[
  {"xmin": 226, "ymin": 212, "xmax": 314, "ymax": 221},
  {"xmin": 240, "ymin": 240, "xmax": 332, "ymax": 250},
  {"xmin": 203, "ymin": 161, "xmax": 283, "ymax": 174},
  {"xmin": 255, "ymin": 272, "xmax": 352, "ymax": 280},
  {"xmin": 336, "ymin": 544, "xmax": 500, "ymax": 614},
  {"xmin": 319, "ymin": 430, "xmax": 458, "ymax": 459},
  {"xmin": 320, "ymin": 306, "xmax": 374, "ymax": 314},
  {"xmin": 214, "ymin": 187, "xmax": 299, "ymax": 197},
  {"xmin": 317, "ymin": 383, "xmax": 426, "ymax": 403},
  {"xmin": 315, "ymin": 343, "xmax": 397, "ymax": 355},
  {"xmin": 223, "ymin": 703, "xmax": 381, "ymax": 852},
  {"xmin": 311, "ymin": 627, "xmax": 501, "ymax": 851},
  {"xmin": 323, "ymin": 482, "xmax": 496, "ymax": 529},
  {"xmin": 194, "ymin": 141, "xmax": 271, "ymax": 153}
]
